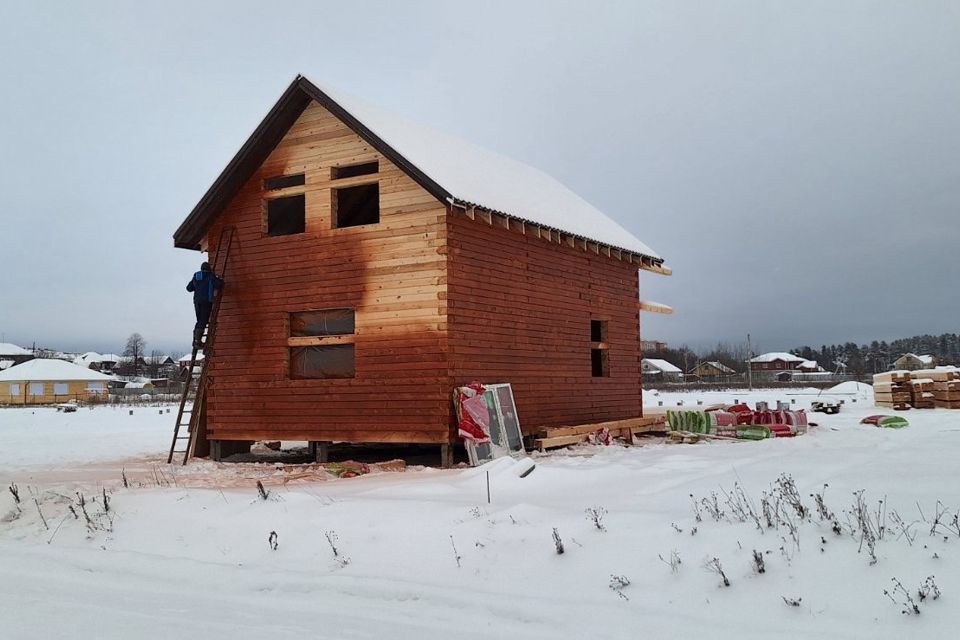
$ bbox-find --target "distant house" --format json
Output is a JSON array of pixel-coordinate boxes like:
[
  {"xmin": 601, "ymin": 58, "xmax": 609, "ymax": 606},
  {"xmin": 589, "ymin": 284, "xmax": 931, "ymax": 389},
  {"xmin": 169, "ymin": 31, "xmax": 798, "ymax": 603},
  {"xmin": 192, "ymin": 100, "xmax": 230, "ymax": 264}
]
[
  {"xmin": 642, "ymin": 358, "xmax": 683, "ymax": 382},
  {"xmin": 73, "ymin": 352, "xmax": 124, "ymax": 373},
  {"xmin": 0, "ymin": 359, "xmax": 112, "ymax": 404},
  {"xmin": 641, "ymin": 340, "xmax": 668, "ymax": 355},
  {"xmin": 749, "ymin": 352, "xmax": 807, "ymax": 372},
  {"xmin": 0, "ymin": 343, "xmax": 34, "ymax": 368},
  {"xmin": 690, "ymin": 361, "xmax": 736, "ymax": 379},
  {"xmin": 892, "ymin": 353, "xmax": 936, "ymax": 371}
]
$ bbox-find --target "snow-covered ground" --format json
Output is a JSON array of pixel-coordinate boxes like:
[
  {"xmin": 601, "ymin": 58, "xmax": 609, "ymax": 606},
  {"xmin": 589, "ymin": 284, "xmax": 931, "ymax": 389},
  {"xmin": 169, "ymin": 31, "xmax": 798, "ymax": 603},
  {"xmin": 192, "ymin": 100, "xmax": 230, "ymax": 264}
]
[{"xmin": 2, "ymin": 389, "xmax": 959, "ymax": 639}]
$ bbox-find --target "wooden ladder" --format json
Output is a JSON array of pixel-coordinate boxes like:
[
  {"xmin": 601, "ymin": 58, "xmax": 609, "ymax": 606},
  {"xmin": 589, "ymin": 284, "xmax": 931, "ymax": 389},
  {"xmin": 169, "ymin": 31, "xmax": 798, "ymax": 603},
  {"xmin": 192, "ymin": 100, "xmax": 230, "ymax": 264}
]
[{"xmin": 167, "ymin": 226, "xmax": 235, "ymax": 465}]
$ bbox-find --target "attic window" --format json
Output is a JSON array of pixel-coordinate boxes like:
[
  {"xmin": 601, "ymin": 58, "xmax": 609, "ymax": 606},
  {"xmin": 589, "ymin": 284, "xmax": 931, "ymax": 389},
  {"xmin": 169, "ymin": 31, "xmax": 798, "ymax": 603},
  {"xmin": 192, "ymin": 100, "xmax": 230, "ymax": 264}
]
[
  {"xmin": 267, "ymin": 194, "xmax": 306, "ymax": 236},
  {"xmin": 331, "ymin": 161, "xmax": 378, "ymax": 180},
  {"xmin": 264, "ymin": 173, "xmax": 305, "ymax": 191},
  {"xmin": 288, "ymin": 309, "xmax": 356, "ymax": 379},
  {"xmin": 591, "ymin": 319, "xmax": 609, "ymax": 378},
  {"xmin": 333, "ymin": 183, "xmax": 379, "ymax": 228}
]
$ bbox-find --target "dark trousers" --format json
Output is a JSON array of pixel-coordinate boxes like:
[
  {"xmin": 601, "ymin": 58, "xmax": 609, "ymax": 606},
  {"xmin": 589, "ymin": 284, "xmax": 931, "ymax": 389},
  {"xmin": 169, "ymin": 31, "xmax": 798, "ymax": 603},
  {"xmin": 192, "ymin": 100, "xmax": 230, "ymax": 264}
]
[{"xmin": 194, "ymin": 301, "xmax": 213, "ymax": 344}]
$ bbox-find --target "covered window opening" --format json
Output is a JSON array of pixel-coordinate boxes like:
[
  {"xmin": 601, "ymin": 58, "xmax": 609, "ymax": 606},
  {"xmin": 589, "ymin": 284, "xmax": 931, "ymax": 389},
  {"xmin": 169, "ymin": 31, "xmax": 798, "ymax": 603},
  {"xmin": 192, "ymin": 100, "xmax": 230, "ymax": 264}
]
[{"xmin": 289, "ymin": 309, "xmax": 356, "ymax": 379}]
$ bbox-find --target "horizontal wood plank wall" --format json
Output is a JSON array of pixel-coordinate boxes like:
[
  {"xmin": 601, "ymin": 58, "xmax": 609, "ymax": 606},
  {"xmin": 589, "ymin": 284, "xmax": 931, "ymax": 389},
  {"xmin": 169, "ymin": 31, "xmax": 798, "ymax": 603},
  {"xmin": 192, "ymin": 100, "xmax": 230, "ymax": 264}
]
[
  {"xmin": 447, "ymin": 213, "xmax": 642, "ymax": 433},
  {"xmin": 204, "ymin": 101, "xmax": 451, "ymax": 444}
]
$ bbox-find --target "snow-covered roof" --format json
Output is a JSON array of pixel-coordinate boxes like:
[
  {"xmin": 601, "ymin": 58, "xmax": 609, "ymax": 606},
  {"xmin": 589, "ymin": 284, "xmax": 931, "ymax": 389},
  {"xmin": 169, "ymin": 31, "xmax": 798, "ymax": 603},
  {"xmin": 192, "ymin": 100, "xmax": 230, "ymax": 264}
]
[
  {"xmin": 896, "ymin": 353, "xmax": 935, "ymax": 365},
  {"xmin": 73, "ymin": 352, "xmax": 124, "ymax": 367},
  {"xmin": 175, "ymin": 76, "xmax": 663, "ymax": 264},
  {"xmin": 642, "ymin": 358, "xmax": 682, "ymax": 374},
  {"xmin": 0, "ymin": 342, "xmax": 31, "ymax": 357},
  {"xmin": 706, "ymin": 361, "xmax": 735, "ymax": 373},
  {"xmin": 320, "ymin": 83, "xmax": 659, "ymax": 259},
  {"xmin": 0, "ymin": 359, "xmax": 113, "ymax": 382},
  {"xmin": 0, "ymin": 360, "xmax": 13, "ymax": 370},
  {"xmin": 178, "ymin": 352, "xmax": 205, "ymax": 364},
  {"xmin": 798, "ymin": 359, "xmax": 820, "ymax": 370},
  {"xmin": 749, "ymin": 352, "xmax": 806, "ymax": 363}
]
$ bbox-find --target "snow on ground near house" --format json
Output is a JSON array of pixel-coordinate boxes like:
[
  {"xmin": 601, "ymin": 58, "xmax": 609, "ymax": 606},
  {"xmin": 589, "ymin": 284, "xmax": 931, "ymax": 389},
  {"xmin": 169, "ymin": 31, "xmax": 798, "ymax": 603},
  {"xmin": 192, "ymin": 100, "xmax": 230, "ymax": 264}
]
[
  {"xmin": 2, "ymin": 391, "xmax": 960, "ymax": 639},
  {"xmin": 0, "ymin": 405, "xmax": 173, "ymax": 480}
]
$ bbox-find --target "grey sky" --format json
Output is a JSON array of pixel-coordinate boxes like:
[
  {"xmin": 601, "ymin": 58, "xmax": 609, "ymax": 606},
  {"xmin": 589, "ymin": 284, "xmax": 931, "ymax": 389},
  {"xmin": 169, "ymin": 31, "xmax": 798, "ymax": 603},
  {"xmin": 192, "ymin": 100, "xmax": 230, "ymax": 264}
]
[{"xmin": 0, "ymin": 1, "xmax": 957, "ymax": 355}]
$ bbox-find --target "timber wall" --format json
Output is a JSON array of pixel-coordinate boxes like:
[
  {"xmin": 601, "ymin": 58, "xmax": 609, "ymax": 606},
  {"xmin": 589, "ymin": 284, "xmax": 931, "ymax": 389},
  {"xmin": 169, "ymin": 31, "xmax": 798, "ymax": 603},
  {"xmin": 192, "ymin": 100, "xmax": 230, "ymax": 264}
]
[
  {"xmin": 446, "ymin": 214, "xmax": 643, "ymax": 433},
  {"xmin": 205, "ymin": 100, "xmax": 451, "ymax": 444}
]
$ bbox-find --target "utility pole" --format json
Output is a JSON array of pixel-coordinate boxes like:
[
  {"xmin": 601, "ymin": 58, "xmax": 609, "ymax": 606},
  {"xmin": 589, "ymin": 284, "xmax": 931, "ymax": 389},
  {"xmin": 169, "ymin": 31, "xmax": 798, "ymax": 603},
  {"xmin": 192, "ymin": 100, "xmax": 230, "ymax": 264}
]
[{"xmin": 747, "ymin": 333, "xmax": 753, "ymax": 391}]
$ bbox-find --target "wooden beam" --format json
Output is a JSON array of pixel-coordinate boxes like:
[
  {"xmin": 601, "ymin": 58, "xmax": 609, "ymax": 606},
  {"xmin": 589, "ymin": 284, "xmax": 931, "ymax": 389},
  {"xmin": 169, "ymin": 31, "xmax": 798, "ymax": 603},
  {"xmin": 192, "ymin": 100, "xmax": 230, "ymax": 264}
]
[
  {"xmin": 640, "ymin": 262, "xmax": 672, "ymax": 276},
  {"xmin": 639, "ymin": 300, "xmax": 673, "ymax": 315}
]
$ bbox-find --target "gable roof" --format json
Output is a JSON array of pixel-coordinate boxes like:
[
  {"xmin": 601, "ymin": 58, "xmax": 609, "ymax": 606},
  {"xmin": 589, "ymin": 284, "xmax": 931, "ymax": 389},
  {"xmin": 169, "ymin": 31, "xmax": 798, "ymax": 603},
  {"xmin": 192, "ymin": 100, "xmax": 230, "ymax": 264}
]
[
  {"xmin": 694, "ymin": 361, "xmax": 735, "ymax": 374},
  {"xmin": 0, "ymin": 359, "xmax": 113, "ymax": 382},
  {"xmin": 0, "ymin": 342, "xmax": 31, "ymax": 357},
  {"xmin": 749, "ymin": 352, "xmax": 806, "ymax": 363},
  {"xmin": 642, "ymin": 358, "xmax": 682, "ymax": 374},
  {"xmin": 174, "ymin": 75, "xmax": 662, "ymax": 264}
]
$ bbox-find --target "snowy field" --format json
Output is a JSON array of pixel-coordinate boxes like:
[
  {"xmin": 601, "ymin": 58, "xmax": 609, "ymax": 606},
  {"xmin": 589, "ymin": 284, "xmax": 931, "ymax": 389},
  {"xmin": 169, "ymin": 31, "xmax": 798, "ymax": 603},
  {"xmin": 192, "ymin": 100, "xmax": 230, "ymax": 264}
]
[{"xmin": 2, "ymin": 388, "xmax": 960, "ymax": 639}]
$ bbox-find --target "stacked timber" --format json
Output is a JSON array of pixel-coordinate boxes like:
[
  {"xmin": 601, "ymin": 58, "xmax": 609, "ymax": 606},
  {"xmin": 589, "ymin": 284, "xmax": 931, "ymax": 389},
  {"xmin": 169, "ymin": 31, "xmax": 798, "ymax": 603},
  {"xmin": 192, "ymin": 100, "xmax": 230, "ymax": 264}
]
[
  {"xmin": 873, "ymin": 370, "xmax": 912, "ymax": 410},
  {"xmin": 922, "ymin": 368, "xmax": 960, "ymax": 409},
  {"xmin": 534, "ymin": 416, "xmax": 667, "ymax": 451},
  {"xmin": 909, "ymin": 378, "xmax": 935, "ymax": 409}
]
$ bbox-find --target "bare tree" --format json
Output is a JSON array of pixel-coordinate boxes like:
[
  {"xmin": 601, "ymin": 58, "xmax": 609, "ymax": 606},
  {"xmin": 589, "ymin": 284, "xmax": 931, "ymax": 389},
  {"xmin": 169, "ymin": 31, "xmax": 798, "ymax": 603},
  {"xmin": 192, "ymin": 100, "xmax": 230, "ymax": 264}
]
[{"xmin": 123, "ymin": 333, "xmax": 147, "ymax": 377}]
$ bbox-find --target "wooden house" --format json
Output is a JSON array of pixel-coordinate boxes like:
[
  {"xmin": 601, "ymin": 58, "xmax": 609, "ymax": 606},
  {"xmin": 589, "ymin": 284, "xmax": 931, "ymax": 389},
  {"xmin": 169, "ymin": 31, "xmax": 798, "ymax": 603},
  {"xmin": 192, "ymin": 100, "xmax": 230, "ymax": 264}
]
[
  {"xmin": 0, "ymin": 359, "xmax": 111, "ymax": 405},
  {"xmin": 892, "ymin": 353, "xmax": 936, "ymax": 371},
  {"xmin": 173, "ymin": 75, "xmax": 670, "ymax": 463},
  {"xmin": 689, "ymin": 361, "xmax": 736, "ymax": 379}
]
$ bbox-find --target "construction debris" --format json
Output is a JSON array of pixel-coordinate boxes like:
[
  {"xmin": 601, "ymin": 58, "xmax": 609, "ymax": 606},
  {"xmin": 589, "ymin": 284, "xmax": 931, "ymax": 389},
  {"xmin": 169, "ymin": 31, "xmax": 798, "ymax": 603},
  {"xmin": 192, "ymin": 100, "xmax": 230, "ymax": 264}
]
[{"xmin": 534, "ymin": 416, "xmax": 666, "ymax": 451}]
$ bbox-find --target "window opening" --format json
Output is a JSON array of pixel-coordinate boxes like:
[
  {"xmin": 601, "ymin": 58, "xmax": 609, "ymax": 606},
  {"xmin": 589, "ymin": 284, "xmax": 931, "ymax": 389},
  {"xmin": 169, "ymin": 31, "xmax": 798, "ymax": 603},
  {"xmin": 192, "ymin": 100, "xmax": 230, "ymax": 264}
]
[
  {"xmin": 267, "ymin": 194, "xmax": 306, "ymax": 236},
  {"xmin": 289, "ymin": 309, "xmax": 356, "ymax": 379},
  {"xmin": 332, "ymin": 183, "xmax": 379, "ymax": 228},
  {"xmin": 591, "ymin": 319, "xmax": 609, "ymax": 378},
  {"xmin": 331, "ymin": 161, "xmax": 378, "ymax": 180},
  {"xmin": 264, "ymin": 173, "xmax": 305, "ymax": 191}
]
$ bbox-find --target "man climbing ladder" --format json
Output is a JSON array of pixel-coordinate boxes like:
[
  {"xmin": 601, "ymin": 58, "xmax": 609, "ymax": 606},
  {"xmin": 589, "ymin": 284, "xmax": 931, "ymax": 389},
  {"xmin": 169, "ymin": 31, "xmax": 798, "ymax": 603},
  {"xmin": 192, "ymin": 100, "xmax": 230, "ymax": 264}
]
[{"xmin": 186, "ymin": 261, "xmax": 224, "ymax": 348}]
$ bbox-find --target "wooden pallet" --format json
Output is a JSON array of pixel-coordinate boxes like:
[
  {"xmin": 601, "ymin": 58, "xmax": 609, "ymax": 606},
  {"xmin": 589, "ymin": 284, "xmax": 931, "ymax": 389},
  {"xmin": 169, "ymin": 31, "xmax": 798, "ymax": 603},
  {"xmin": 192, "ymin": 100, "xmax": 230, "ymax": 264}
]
[
  {"xmin": 874, "ymin": 371, "xmax": 911, "ymax": 384},
  {"xmin": 534, "ymin": 416, "xmax": 666, "ymax": 451}
]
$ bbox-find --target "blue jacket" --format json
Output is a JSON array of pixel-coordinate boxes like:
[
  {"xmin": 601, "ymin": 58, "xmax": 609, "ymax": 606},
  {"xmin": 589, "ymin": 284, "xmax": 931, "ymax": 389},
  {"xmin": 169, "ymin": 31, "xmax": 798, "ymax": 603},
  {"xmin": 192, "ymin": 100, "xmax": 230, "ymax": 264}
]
[{"xmin": 187, "ymin": 270, "xmax": 224, "ymax": 304}]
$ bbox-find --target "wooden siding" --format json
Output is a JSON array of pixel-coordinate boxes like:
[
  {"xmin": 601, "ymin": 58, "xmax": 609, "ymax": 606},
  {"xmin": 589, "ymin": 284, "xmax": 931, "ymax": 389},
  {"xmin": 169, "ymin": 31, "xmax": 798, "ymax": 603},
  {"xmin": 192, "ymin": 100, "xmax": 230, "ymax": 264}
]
[
  {"xmin": 446, "ymin": 213, "xmax": 643, "ymax": 433},
  {"xmin": 204, "ymin": 100, "xmax": 451, "ymax": 444}
]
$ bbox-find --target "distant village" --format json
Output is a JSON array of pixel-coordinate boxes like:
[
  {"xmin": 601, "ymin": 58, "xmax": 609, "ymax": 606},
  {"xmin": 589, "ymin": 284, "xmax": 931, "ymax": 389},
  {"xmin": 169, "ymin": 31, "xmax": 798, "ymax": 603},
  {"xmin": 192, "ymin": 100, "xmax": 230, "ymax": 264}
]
[
  {"xmin": 641, "ymin": 338, "xmax": 951, "ymax": 386},
  {"xmin": 0, "ymin": 338, "xmax": 192, "ymax": 405}
]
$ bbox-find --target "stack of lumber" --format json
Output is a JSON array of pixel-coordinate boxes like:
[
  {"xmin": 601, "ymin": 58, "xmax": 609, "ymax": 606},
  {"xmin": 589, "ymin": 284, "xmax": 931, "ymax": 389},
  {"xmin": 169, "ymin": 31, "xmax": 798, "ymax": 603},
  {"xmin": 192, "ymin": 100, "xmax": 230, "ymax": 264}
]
[
  {"xmin": 923, "ymin": 368, "xmax": 960, "ymax": 409},
  {"xmin": 873, "ymin": 370, "xmax": 912, "ymax": 410},
  {"xmin": 909, "ymin": 378, "xmax": 936, "ymax": 409},
  {"xmin": 534, "ymin": 416, "xmax": 667, "ymax": 451}
]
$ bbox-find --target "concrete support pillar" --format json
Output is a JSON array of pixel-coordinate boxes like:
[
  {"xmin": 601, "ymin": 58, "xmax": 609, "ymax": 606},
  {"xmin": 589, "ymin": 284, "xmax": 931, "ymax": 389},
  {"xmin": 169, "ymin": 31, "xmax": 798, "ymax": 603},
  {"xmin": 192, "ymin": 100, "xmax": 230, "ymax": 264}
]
[
  {"xmin": 440, "ymin": 444, "xmax": 453, "ymax": 469},
  {"xmin": 310, "ymin": 441, "xmax": 331, "ymax": 463}
]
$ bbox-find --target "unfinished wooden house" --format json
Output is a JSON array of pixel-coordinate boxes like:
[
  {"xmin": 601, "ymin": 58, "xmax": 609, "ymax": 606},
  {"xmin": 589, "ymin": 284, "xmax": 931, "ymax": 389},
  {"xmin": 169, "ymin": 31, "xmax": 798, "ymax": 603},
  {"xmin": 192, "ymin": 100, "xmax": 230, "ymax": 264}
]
[{"xmin": 173, "ymin": 75, "xmax": 670, "ymax": 462}]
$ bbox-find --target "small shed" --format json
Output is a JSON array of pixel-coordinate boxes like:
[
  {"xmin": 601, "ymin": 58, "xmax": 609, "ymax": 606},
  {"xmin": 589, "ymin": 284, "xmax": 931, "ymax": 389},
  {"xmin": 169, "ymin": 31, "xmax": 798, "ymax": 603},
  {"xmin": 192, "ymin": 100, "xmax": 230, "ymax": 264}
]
[{"xmin": 0, "ymin": 359, "xmax": 112, "ymax": 404}]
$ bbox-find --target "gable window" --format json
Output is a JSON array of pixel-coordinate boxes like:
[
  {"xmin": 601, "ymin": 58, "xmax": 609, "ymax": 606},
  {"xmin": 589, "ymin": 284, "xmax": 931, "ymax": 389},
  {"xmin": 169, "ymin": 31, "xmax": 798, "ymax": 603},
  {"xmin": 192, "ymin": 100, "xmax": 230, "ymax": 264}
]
[
  {"xmin": 289, "ymin": 309, "xmax": 356, "ymax": 379},
  {"xmin": 266, "ymin": 194, "xmax": 306, "ymax": 236},
  {"xmin": 331, "ymin": 161, "xmax": 378, "ymax": 180},
  {"xmin": 332, "ymin": 183, "xmax": 379, "ymax": 228},
  {"xmin": 264, "ymin": 173, "xmax": 305, "ymax": 191},
  {"xmin": 590, "ymin": 319, "xmax": 609, "ymax": 378}
]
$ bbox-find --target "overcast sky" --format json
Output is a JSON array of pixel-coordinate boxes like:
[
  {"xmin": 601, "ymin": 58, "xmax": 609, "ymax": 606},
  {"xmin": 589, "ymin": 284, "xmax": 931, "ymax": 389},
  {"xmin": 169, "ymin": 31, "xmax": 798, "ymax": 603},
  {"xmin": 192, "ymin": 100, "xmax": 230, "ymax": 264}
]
[{"xmin": 0, "ymin": 1, "xmax": 957, "ymax": 355}]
